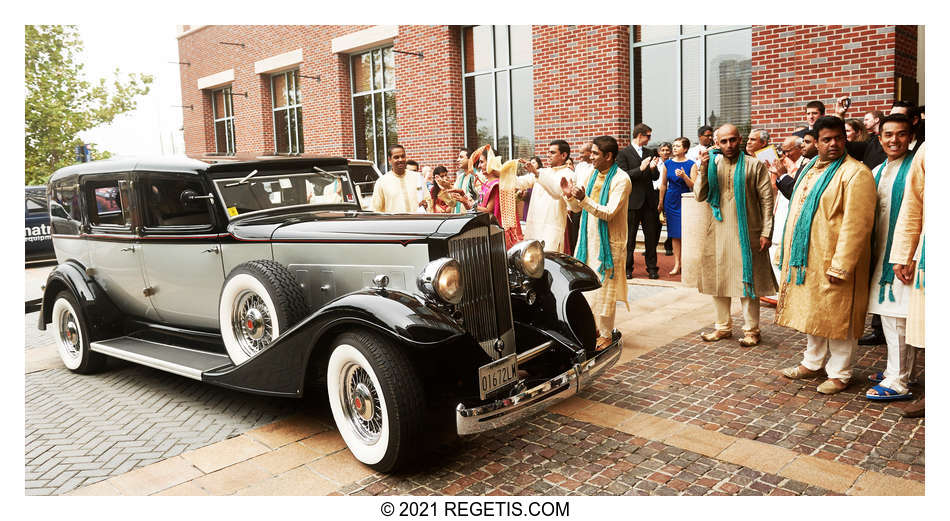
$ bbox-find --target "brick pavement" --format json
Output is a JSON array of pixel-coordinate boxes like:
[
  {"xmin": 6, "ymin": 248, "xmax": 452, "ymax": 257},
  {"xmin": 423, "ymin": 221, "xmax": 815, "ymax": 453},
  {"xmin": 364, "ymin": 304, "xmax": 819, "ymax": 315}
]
[{"xmin": 31, "ymin": 283, "xmax": 925, "ymax": 496}]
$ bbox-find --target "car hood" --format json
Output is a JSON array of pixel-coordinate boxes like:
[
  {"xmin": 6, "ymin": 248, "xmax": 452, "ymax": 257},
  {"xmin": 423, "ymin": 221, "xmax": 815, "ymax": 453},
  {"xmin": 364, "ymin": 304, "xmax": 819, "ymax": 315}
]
[{"xmin": 228, "ymin": 210, "xmax": 493, "ymax": 243}]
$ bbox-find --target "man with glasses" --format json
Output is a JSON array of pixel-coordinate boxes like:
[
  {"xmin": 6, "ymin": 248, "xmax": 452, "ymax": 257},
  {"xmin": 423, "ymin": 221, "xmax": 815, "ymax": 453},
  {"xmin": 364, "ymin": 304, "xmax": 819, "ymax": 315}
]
[
  {"xmin": 687, "ymin": 125, "xmax": 714, "ymax": 162},
  {"xmin": 617, "ymin": 124, "xmax": 661, "ymax": 279}
]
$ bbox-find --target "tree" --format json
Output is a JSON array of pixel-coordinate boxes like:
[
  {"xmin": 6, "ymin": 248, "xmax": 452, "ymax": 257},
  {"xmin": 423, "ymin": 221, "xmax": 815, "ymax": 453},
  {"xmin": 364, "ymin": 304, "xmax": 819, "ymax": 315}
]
[{"xmin": 25, "ymin": 25, "xmax": 153, "ymax": 185}]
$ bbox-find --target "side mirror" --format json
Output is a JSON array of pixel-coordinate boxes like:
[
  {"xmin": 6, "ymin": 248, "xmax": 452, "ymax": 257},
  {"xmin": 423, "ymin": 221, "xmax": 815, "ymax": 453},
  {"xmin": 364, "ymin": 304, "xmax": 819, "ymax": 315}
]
[{"xmin": 180, "ymin": 189, "xmax": 215, "ymax": 206}]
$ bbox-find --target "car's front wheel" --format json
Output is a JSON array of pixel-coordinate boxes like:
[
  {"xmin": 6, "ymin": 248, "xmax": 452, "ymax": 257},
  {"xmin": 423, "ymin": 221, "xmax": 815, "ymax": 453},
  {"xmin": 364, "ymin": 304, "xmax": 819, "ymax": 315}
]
[
  {"xmin": 51, "ymin": 291, "xmax": 106, "ymax": 374},
  {"xmin": 326, "ymin": 331, "xmax": 424, "ymax": 472},
  {"xmin": 219, "ymin": 260, "xmax": 308, "ymax": 365}
]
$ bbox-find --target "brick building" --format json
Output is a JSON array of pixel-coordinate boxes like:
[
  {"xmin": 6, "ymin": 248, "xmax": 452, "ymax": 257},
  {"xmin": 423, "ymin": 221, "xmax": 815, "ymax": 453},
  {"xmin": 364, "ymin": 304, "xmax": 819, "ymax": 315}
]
[{"xmin": 177, "ymin": 25, "xmax": 923, "ymax": 170}]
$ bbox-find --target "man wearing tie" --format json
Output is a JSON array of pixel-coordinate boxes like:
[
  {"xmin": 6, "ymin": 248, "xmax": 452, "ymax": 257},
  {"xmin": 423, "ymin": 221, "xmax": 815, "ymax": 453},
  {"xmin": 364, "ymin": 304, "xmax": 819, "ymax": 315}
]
[{"xmin": 616, "ymin": 124, "xmax": 661, "ymax": 279}]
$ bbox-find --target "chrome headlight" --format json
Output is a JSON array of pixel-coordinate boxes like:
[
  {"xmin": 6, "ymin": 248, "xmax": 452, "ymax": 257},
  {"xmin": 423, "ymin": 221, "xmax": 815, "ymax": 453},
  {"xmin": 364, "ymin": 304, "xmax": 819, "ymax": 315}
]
[
  {"xmin": 507, "ymin": 240, "xmax": 545, "ymax": 279},
  {"xmin": 418, "ymin": 258, "xmax": 464, "ymax": 305}
]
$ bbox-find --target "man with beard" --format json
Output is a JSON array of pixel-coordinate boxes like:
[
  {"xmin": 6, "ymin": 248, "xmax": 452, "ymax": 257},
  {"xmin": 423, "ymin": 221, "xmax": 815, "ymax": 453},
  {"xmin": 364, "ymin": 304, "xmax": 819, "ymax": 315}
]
[
  {"xmin": 777, "ymin": 116, "xmax": 877, "ymax": 394},
  {"xmin": 521, "ymin": 140, "xmax": 575, "ymax": 253},
  {"xmin": 694, "ymin": 124, "xmax": 776, "ymax": 346},
  {"xmin": 371, "ymin": 145, "xmax": 430, "ymax": 212}
]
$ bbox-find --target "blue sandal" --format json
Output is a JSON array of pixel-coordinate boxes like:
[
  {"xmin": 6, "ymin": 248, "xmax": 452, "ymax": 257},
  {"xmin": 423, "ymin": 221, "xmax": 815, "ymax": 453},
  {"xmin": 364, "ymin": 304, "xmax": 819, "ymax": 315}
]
[
  {"xmin": 868, "ymin": 372, "xmax": 884, "ymax": 383},
  {"xmin": 866, "ymin": 384, "xmax": 912, "ymax": 401}
]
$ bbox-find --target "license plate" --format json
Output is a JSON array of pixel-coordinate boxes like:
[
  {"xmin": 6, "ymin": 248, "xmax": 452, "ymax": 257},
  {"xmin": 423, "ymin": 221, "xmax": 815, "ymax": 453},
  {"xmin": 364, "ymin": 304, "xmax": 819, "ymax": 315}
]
[{"xmin": 478, "ymin": 353, "xmax": 518, "ymax": 400}]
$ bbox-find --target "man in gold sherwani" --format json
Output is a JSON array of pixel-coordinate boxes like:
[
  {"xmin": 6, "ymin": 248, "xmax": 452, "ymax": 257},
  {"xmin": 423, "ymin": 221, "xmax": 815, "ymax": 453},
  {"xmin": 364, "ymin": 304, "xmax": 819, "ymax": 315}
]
[
  {"xmin": 522, "ymin": 140, "xmax": 575, "ymax": 253},
  {"xmin": 777, "ymin": 116, "xmax": 877, "ymax": 395},
  {"xmin": 694, "ymin": 124, "xmax": 777, "ymax": 347},
  {"xmin": 889, "ymin": 142, "xmax": 925, "ymax": 417},
  {"xmin": 563, "ymin": 135, "xmax": 632, "ymax": 350},
  {"xmin": 371, "ymin": 144, "xmax": 430, "ymax": 213}
]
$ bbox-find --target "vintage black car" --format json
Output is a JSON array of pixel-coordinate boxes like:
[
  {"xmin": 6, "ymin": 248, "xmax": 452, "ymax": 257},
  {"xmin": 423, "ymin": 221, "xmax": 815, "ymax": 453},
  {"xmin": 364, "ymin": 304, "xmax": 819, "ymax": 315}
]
[
  {"xmin": 26, "ymin": 186, "xmax": 55, "ymax": 264},
  {"xmin": 38, "ymin": 156, "xmax": 622, "ymax": 472}
]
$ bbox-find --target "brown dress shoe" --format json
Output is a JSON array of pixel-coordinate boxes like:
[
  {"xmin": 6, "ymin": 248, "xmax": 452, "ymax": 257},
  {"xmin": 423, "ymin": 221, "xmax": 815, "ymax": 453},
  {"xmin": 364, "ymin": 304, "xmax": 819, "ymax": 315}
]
[
  {"xmin": 900, "ymin": 397, "xmax": 925, "ymax": 418},
  {"xmin": 738, "ymin": 331, "xmax": 761, "ymax": 347},
  {"xmin": 700, "ymin": 330, "xmax": 732, "ymax": 342}
]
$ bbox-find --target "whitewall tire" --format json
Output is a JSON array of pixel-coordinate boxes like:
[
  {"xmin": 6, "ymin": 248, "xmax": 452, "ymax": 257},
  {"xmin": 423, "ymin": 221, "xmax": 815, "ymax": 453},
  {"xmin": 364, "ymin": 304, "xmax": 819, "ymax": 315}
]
[{"xmin": 51, "ymin": 291, "xmax": 105, "ymax": 374}]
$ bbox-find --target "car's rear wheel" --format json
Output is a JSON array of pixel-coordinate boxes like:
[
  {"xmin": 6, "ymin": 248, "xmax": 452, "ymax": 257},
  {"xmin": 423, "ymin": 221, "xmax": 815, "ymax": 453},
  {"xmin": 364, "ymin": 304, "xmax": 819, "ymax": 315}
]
[
  {"xmin": 326, "ymin": 331, "xmax": 424, "ymax": 472},
  {"xmin": 51, "ymin": 291, "xmax": 106, "ymax": 374},
  {"xmin": 219, "ymin": 260, "xmax": 308, "ymax": 365}
]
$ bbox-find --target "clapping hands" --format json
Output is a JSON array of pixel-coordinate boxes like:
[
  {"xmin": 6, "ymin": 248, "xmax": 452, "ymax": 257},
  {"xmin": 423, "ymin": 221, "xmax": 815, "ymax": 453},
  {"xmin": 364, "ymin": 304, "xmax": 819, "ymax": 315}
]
[{"xmin": 560, "ymin": 177, "xmax": 585, "ymax": 200}]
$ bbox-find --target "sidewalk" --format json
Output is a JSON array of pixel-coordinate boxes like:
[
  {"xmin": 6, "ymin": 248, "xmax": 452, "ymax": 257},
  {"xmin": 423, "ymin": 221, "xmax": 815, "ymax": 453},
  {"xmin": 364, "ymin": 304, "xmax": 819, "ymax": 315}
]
[{"xmin": 38, "ymin": 283, "xmax": 922, "ymax": 496}]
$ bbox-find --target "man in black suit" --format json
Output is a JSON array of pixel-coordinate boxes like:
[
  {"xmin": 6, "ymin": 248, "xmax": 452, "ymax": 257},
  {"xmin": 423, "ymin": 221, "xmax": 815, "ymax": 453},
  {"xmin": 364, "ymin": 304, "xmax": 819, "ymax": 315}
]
[{"xmin": 617, "ymin": 123, "xmax": 661, "ymax": 279}]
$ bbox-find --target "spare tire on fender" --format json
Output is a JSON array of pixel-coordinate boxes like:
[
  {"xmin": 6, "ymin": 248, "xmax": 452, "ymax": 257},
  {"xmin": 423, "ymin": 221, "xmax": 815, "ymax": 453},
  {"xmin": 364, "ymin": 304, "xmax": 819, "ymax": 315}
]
[{"xmin": 219, "ymin": 260, "xmax": 308, "ymax": 365}]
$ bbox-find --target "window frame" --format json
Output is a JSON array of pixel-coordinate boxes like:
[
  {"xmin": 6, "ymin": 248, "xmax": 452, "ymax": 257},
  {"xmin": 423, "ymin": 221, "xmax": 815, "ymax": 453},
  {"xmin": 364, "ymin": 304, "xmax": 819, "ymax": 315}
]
[
  {"xmin": 82, "ymin": 173, "xmax": 135, "ymax": 234},
  {"xmin": 211, "ymin": 86, "xmax": 236, "ymax": 155},
  {"xmin": 629, "ymin": 25, "xmax": 751, "ymax": 142},
  {"xmin": 461, "ymin": 25, "xmax": 534, "ymax": 160},
  {"xmin": 138, "ymin": 172, "xmax": 218, "ymax": 235},
  {"xmin": 270, "ymin": 70, "xmax": 304, "ymax": 155},
  {"xmin": 349, "ymin": 46, "xmax": 396, "ymax": 172}
]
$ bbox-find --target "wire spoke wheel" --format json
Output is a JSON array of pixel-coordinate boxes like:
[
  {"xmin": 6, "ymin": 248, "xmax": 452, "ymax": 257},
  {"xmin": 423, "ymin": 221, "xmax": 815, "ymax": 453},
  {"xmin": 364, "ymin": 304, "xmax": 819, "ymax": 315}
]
[
  {"xmin": 231, "ymin": 290, "xmax": 274, "ymax": 358},
  {"xmin": 341, "ymin": 363, "xmax": 383, "ymax": 444}
]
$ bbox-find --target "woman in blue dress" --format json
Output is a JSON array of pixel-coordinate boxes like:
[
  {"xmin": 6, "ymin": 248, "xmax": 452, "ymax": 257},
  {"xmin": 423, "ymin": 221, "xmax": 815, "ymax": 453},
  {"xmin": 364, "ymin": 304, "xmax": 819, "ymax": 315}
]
[{"xmin": 657, "ymin": 137, "xmax": 697, "ymax": 276}]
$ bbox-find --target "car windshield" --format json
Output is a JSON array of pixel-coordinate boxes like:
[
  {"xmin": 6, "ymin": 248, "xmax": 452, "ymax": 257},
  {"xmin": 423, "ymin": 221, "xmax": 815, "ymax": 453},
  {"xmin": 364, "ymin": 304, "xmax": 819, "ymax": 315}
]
[{"xmin": 213, "ymin": 170, "xmax": 358, "ymax": 218}]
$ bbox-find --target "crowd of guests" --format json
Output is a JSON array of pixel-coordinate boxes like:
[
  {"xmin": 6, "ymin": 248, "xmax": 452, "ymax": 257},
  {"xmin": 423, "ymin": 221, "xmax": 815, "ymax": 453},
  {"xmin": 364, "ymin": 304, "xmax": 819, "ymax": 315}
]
[{"xmin": 368, "ymin": 97, "xmax": 926, "ymax": 416}]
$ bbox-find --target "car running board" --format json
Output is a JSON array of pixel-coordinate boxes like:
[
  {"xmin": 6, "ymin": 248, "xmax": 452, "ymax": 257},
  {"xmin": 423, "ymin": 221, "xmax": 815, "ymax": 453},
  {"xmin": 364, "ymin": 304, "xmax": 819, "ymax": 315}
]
[{"xmin": 90, "ymin": 336, "xmax": 233, "ymax": 380}]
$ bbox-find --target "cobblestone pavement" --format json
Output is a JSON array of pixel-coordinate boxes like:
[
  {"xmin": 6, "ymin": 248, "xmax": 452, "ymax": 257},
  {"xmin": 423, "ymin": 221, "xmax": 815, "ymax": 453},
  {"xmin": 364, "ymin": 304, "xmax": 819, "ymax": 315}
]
[
  {"xmin": 583, "ymin": 307, "xmax": 926, "ymax": 483},
  {"xmin": 29, "ymin": 285, "xmax": 924, "ymax": 496}
]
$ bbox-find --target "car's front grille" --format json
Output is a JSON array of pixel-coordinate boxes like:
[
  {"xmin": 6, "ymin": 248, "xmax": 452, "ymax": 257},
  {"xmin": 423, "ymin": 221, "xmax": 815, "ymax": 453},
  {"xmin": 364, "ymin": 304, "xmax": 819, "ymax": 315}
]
[{"xmin": 448, "ymin": 226, "xmax": 514, "ymax": 357}]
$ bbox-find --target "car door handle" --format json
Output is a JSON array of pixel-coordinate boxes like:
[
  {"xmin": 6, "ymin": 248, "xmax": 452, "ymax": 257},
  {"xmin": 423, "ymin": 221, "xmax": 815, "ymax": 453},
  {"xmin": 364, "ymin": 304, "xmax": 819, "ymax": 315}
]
[
  {"xmin": 120, "ymin": 246, "xmax": 135, "ymax": 252},
  {"xmin": 202, "ymin": 247, "xmax": 219, "ymax": 254}
]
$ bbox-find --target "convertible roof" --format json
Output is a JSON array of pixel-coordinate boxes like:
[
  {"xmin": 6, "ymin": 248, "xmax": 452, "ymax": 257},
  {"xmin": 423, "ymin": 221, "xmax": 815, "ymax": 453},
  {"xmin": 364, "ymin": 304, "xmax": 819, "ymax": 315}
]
[{"xmin": 48, "ymin": 156, "xmax": 210, "ymax": 183}]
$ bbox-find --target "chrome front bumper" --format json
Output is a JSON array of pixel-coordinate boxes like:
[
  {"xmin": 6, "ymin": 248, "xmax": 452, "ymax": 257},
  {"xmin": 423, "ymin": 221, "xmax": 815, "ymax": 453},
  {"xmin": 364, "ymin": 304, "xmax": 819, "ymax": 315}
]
[{"xmin": 455, "ymin": 331, "xmax": 622, "ymax": 435}]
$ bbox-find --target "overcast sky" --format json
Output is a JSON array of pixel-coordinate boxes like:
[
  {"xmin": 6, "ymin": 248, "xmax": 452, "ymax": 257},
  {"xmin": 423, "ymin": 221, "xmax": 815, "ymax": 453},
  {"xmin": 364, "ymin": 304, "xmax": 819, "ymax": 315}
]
[{"xmin": 78, "ymin": 24, "xmax": 185, "ymax": 157}]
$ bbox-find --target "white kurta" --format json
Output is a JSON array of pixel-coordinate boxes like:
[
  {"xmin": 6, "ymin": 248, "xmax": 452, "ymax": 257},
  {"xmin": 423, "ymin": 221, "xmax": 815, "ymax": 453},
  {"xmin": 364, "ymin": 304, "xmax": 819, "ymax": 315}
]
[
  {"xmin": 370, "ymin": 170, "xmax": 428, "ymax": 213},
  {"xmin": 523, "ymin": 165, "xmax": 574, "ymax": 252},
  {"xmin": 868, "ymin": 156, "xmax": 911, "ymax": 318}
]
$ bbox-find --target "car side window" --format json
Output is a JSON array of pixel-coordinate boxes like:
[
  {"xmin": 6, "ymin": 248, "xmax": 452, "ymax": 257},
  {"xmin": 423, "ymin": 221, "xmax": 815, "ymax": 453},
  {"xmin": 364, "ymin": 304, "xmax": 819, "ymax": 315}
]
[
  {"xmin": 49, "ymin": 179, "xmax": 84, "ymax": 235},
  {"xmin": 86, "ymin": 178, "xmax": 132, "ymax": 229},
  {"xmin": 144, "ymin": 176, "xmax": 213, "ymax": 229}
]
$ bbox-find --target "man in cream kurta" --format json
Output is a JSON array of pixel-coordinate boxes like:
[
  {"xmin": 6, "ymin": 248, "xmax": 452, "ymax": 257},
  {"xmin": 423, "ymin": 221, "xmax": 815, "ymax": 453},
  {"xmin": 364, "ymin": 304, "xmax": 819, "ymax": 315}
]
[
  {"xmin": 371, "ymin": 145, "xmax": 430, "ymax": 213},
  {"xmin": 889, "ymin": 142, "xmax": 925, "ymax": 417},
  {"xmin": 694, "ymin": 124, "xmax": 777, "ymax": 347},
  {"xmin": 777, "ymin": 117, "xmax": 877, "ymax": 395},
  {"xmin": 564, "ymin": 136, "xmax": 632, "ymax": 350},
  {"xmin": 522, "ymin": 140, "xmax": 575, "ymax": 252},
  {"xmin": 865, "ymin": 115, "xmax": 917, "ymax": 401}
]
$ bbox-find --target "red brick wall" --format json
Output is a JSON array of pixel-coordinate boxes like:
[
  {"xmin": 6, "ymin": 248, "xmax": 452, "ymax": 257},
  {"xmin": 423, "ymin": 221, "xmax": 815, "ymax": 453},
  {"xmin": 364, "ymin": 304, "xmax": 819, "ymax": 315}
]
[
  {"xmin": 751, "ymin": 25, "xmax": 905, "ymax": 141},
  {"xmin": 895, "ymin": 25, "xmax": 918, "ymax": 81},
  {"xmin": 178, "ymin": 25, "xmax": 372, "ymax": 159},
  {"xmin": 533, "ymin": 25, "xmax": 632, "ymax": 157},
  {"xmin": 391, "ymin": 25, "xmax": 465, "ymax": 170}
]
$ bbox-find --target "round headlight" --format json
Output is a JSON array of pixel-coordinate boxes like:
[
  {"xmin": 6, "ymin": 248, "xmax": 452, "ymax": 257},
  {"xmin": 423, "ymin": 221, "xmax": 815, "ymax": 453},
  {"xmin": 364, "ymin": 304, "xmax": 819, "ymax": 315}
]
[
  {"xmin": 507, "ymin": 240, "xmax": 545, "ymax": 279},
  {"xmin": 418, "ymin": 258, "xmax": 464, "ymax": 305}
]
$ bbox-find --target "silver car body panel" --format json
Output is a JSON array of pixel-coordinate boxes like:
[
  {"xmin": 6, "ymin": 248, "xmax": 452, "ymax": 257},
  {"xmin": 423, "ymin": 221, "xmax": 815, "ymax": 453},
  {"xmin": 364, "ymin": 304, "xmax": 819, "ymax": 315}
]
[
  {"xmin": 220, "ymin": 242, "xmax": 274, "ymax": 275},
  {"xmin": 86, "ymin": 236, "xmax": 156, "ymax": 320},
  {"xmin": 51, "ymin": 235, "xmax": 90, "ymax": 268},
  {"xmin": 139, "ymin": 240, "xmax": 226, "ymax": 329},
  {"xmin": 274, "ymin": 242, "xmax": 430, "ymax": 309}
]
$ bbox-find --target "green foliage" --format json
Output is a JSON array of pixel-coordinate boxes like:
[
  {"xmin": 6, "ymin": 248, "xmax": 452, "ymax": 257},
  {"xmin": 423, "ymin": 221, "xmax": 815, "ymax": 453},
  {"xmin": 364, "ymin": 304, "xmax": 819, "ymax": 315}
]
[{"xmin": 25, "ymin": 25, "xmax": 152, "ymax": 185}]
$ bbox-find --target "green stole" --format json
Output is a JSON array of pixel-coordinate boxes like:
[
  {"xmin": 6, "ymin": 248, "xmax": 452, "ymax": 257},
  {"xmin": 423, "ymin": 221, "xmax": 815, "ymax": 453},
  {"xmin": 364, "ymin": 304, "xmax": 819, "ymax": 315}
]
[
  {"xmin": 453, "ymin": 172, "xmax": 475, "ymax": 213},
  {"xmin": 576, "ymin": 164, "xmax": 618, "ymax": 281},
  {"xmin": 707, "ymin": 151, "xmax": 757, "ymax": 297},
  {"xmin": 917, "ymin": 237, "xmax": 925, "ymax": 289},
  {"xmin": 873, "ymin": 152, "xmax": 914, "ymax": 303},
  {"xmin": 778, "ymin": 155, "xmax": 845, "ymax": 284}
]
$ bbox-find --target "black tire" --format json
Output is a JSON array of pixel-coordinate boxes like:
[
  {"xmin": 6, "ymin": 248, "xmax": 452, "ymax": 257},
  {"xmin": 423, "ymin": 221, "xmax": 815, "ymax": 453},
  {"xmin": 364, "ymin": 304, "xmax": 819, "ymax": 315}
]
[
  {"xmin": 326, "ymin": 330, "xmax": 424, "ymax": 472},
  {"xmin": 219, "ymin": 260, "xmax": 308, "ymax": 364},
  {"xmin": 50, "ymin": 290, "xmax": 106, "ymax": 374}
]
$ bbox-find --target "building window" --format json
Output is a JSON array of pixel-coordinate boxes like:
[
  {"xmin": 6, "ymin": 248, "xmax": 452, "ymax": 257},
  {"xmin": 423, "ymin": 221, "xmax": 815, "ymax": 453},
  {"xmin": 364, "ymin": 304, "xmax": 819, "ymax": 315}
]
[
  {"xmin": 631, "ymin": 25, "xmax": 751, "ymax": 144},
  {"xmin": 271, "ymin": 70, "xmax": 304, "ymax": 155},
  {"xmin": 212, "ymin": 87, "xmax": 236, "ymax": 155},
  {"xmin": 350, "ymin": 47, "xmax": 397, "ymax": 171},
  {"xmin": 462, "ymin": 25, "xmax": 533, "ymax": 160}
]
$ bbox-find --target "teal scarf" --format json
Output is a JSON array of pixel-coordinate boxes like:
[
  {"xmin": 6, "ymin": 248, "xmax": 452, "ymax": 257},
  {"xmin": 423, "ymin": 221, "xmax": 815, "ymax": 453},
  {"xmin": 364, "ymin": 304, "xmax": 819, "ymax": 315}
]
[
  {"xmin": 917, "ymin": 237, "xmax": 925, "ymax": 289},
  {"xmin": 707, "ymin": 151, "xmax": 756, "ymax": 297},
  {"xmin": 575, "ymin": 164, "xmax": 618, "ymax": 281},
  {"xmin": 778, "ymin": 155, "xmax": 845, "ymax": 284},
  {"xmin": 453, "ymin": 172, "xmax": 475, "ymax": 213},
  {"xmin": 873, "ymin": 152, "xmax": 914, "ymax": 303}
]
